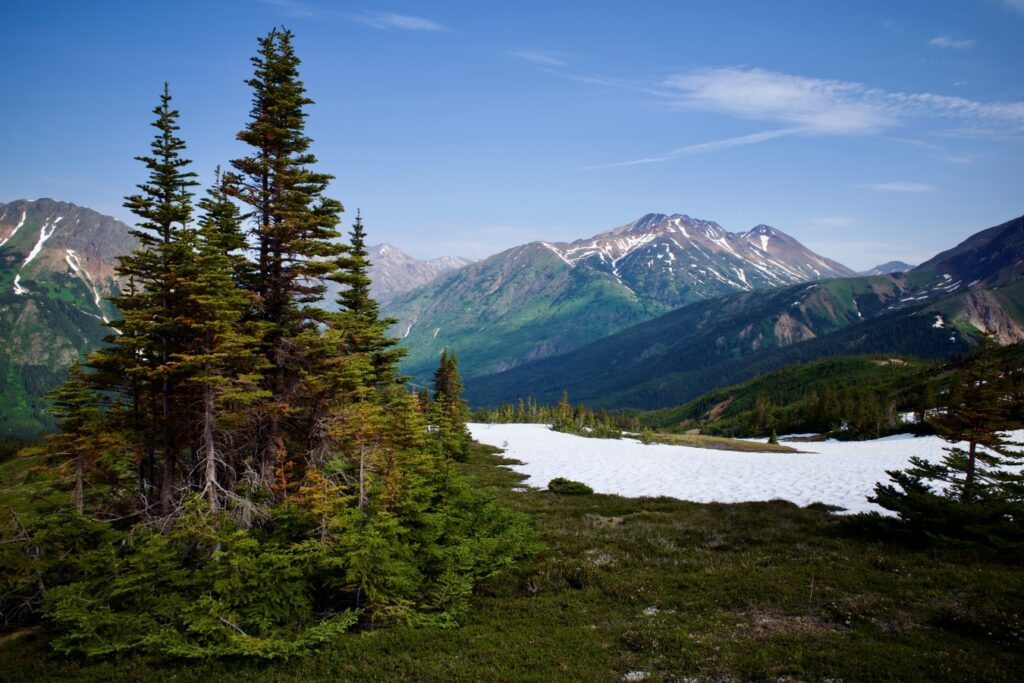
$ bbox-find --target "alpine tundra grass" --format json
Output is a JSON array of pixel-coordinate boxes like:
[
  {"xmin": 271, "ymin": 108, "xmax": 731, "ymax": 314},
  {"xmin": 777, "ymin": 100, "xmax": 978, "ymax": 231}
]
[{"xmin": 1, "ymin": 442, "xmax": 1021, "ymax": 681}]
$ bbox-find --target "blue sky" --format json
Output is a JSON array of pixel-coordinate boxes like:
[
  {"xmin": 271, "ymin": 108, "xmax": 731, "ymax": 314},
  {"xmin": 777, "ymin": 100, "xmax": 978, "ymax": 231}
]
[{"xmin": 2, "ymin": 0, "xmax": 1022, "ymax": 269}]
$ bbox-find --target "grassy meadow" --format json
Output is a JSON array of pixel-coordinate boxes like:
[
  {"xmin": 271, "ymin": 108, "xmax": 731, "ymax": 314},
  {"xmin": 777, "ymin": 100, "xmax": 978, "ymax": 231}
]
[{"xmin": 1, "ymin": 442, "xmax": 1021, "ymax": 682}]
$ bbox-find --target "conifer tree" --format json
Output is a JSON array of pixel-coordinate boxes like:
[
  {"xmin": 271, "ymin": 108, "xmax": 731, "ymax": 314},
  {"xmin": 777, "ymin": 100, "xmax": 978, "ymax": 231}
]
[
  {"xmin": 431, "ymin": 350, "xmax": 471, "ymax": 461},
  {"xmin": 116, "ymin": 82, "xmax": 199, "ymax": 513},
  {"xmin": 226, "ymin": 27, "xmax": 345, "ymax": 491},
  {"xmin": 6, "ymin": 30, "xmax": 537, "ymax": 658},
  {"xmin": 44, "ymin": 364, "xmax": 100, "ymax": 514},
  {"xmin": 175, "ymin": 176, "xmax": 270, "ymax": 513},
  {"xmin": 871, "ymin": 334, "xmax": 1024, "ymax": 544},
  {"xmin": 331, "ymin": 211, "xmax": 405, "ymax": 383}
]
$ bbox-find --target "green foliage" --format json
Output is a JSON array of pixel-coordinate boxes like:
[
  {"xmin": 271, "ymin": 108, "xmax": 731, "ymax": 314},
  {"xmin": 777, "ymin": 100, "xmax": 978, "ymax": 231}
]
[
  {"xmin": 430, "ymin": 349, "xmax": 472, "ymax": 461},
  {"xmin": 0, "ymin": 29, "xmax": 536, "ymax": 661},
  {"xmin": 870, "ymin": 335, "xmax": 1024, "ymax": 549},
  {"xmin": 547, "ymin": 478, "xmax": 593, "ymax": 495},
  {"xmin": 642, "ymin": 356, "xmax": 939, "ymax": 439},
  {"xmin": 475, "ymin": 390, "xmax": 625, "ymax": 440},
  {"xmin": 5, "ymin": 444, "xmax": 1023, "ymax": 681}
]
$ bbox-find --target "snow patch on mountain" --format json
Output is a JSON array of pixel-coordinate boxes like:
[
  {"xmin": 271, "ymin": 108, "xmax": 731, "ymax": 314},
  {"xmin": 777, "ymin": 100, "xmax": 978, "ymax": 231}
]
[
  {"xmin": 23, "ymin": 216, "xmax": 63, "ymax": 267},
  {"xmin": 0, "ymin": 210, "xmax": 27, "ymax": 248}
]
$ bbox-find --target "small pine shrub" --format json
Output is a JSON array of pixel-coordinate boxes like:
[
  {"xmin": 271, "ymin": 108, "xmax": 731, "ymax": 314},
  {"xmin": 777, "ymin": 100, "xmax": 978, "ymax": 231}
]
[{"xmin": 548, "ymin": 478, "xmax": 593, "ymax": 495}]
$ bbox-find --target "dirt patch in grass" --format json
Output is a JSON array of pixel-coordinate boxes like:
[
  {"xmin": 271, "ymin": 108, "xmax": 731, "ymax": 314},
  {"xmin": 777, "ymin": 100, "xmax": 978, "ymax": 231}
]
[
  {"xmin": 703, "ymin": 396, "xmax": 735, "ymax": 421},
  {"xmin": 743, "ymin": 609, "xmax": 842, "ymax": 640},
  {"xmin": 586, "ymin": 514, "xmax": 627, "ymax": 528},
  {"xmin": 650, "ymin": 432, "xmax": 799, "ymax": 453}
]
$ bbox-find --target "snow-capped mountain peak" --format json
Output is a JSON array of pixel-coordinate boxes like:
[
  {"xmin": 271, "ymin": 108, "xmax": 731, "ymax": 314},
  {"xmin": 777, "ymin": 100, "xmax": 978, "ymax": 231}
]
[{"xmin": 537, "ymin": 213, "xmax": 855, "ymax": 295}]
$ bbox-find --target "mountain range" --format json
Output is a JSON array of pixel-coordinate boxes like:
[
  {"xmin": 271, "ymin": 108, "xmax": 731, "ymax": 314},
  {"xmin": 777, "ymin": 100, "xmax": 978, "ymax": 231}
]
[
  {"xmin": 465, "ymin": 215, "xmax": 1024, "ymax": 409},
  {"xmin": 364, "ymin": 244, "xmax": 472, "ymax": 305},
  {"xmin": 3, "ymin": 198, "xmax": 1021, "ymax": 439},
  {"xmin": 859, "ymin": 261, "xmax": 915, "ymax": 276},
  {"xmin": 383, "ymin": 213, "xmax": 856, "ymax": 383}
]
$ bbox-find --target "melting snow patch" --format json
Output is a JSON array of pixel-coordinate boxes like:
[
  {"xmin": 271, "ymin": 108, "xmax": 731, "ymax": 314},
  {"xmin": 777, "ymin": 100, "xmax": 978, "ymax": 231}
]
[
  {"xmin": 933, "ymin": 315, "xmax": 944, "ymax": 329},
  {"xmin": 0, "ymin": 209, "xmax": 27, "ymax": 248},
  {"xmin": 65, "ymin": 248, "xmax": 82, "ymax": 273},
  {"xmin": 12, "ymin": 274, "xmax": 27, "ymax": 295},
  {"xmin": 468, "ymin": 424, "xmax": 1024, "ymax": 515},
  {"xmin": 759, "ymin": 234, "xmax": 770, "ymax": 251},
  {"xmin": 23, "ymin": 216, "xmax": 63, "ymax": 266}
]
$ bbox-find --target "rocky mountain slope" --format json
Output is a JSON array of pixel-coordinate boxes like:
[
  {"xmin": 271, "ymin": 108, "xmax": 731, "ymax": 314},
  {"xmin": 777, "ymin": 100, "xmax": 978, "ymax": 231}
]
[
  {"xmin": 364, "ymin": 244, "xmax": 472, "ymax": 304},
  {"xmin": 0, "ymin": 199, "xmax": 135, "ymax": 437},
  {"xmin": 384, "ymin": 213, "xmax": 855, "ymax": 383},
  {"xmin": 859, "ymin": 261, "xmax": 915, "ymax": 276},
  {"xmin": 465, "ymin": 214, "xmax": 1024, "ymax": 409}
]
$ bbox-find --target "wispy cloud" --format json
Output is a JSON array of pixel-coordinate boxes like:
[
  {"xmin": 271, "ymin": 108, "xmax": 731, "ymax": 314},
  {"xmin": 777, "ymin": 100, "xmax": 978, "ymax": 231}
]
[
  {"xmin": 551, "ymin": 64, "xmax": 1024, "ymax": 169},
  {"xmin": 881, "ymin": 19, "xmax": 904, "ymax": 34},
  {"xmin": 662, "ymin": 68, "xmax": 893, "ymax": 134},
  {"xmin": 356, "ymin": 12, "xmax": 448, "ymax": 32},
  {"xmin": 512, "ymin": 50, "xmax": 569, "ymax": 68},
  {"xmin": 1000, "ymin": 0, "xmax": 1024, "ymax": 14},
  {"xmin": 256, "ymin": 0, "xmax": 321, "ymax": 18},
  {"xmin": 661, "ymin": 67, "xmax": 1024, "ymax": 136},
  {"xmin": 929, "ymin": 36, "xmax": 975, "ymax": 49},
  {"xmin": 583, "ymin": 129, "xmax": 796, "ymax": 169},
  {"xmin": 855, "ymin": 181, "xmax": 935, "ymax": 193}
]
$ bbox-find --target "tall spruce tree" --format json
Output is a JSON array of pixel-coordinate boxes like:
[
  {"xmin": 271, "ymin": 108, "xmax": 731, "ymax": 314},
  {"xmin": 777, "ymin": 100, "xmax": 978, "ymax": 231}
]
[
  {"xmin": 226, "ymin": 28, "xmax": 345, "ymax": 492},
  {"xmin": 116, "ymin": 82, "xmax": 199, "ymax": 513},
  {"xmin": 331, "ymin": 210, "xmax": 405, "ymax": 383},
  {"xmin": 174, "ymin": 175, "xmax": 270, "ymax": 514}
]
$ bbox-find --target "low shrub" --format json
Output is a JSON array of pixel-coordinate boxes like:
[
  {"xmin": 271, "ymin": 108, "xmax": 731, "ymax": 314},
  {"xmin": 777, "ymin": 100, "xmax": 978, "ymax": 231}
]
[{"xmin": 548, "ymin": 478, "xmax": 593, "ymax": 495}]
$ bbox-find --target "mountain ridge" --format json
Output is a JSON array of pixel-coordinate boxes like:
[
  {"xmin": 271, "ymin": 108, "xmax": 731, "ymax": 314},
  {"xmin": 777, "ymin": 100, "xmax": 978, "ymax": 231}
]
[
  {"xmin": 384, "ymin": 212, "xmax": 856, "ymax": 383},
  {"xmin": 464, "ymin": 214, "xmax": 1024, "ymax": 409}
]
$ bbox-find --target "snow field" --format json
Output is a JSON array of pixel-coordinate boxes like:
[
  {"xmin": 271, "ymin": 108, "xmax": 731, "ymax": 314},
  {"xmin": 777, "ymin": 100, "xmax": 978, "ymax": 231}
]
[{"xmin": 468, "ymin": 423, "xmax": 1024, "ymax": 515}]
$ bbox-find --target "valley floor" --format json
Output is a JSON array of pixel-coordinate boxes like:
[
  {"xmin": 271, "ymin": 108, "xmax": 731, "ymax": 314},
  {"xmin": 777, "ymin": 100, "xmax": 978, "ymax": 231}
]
[
  {"xmin": 468, "ymin": 423, "xmax": 1023, "ymax": 515},
  {"xmin": 2, "ymin": 442, "xmax": 1022, "ymax": 681}
]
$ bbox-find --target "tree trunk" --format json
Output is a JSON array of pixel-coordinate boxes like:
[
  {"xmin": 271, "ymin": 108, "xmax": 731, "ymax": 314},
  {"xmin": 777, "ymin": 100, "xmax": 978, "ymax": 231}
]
[
  {"xmin": 74, "ymin": 451, "xmax": 84, "ymax": 515},
  {"xmin": 203, "ymin": 383, "xmax": 219, "ymax": 514},
  {"xmin": 963, "ymin": 435, "xmax": 978, "ymax": 503},
  {"xmin": 160, "ymin": 375, "xmax": 176, "ymax": 514},
  {"xmin": 358, "ymin": 444, "xmax": 367, "ymax": 510}
]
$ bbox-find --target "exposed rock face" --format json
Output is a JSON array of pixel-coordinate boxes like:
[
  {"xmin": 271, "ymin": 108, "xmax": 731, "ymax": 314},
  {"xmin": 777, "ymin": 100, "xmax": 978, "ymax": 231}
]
[{"xmin": 364, "ymin": 244, "xmax": 472, "ymax": 304}]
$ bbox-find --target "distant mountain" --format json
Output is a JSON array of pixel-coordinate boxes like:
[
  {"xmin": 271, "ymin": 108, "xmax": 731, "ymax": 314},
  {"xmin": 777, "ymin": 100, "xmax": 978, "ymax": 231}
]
[
  {"xmin": 383, "ymin": 213, "xmax": 855, "ymax": 383},
  {"xmin": 465, "ymin": 214, "xmax": 1024, "ymax": 410},
  {"xmin": 0, "ymin": 199, "xmax": 135, "ymax": 437},
  {"xmin": 859, "ymin": 261, "xmax": 914, "ymax": 276},
  {"xmin": 365, "ymin": 244, "xmax": 472, "ymax": 304}
]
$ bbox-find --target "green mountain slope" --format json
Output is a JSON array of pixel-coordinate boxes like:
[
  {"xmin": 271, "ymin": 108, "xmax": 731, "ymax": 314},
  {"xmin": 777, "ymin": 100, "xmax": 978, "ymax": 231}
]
[
  {"xmin": 465, "ymin": 215, "xmax": 1024, "ymax": 409},
  {"xmin": 384, "ymin": 213, "xmax": 855, "ymax": 383},
  {"xmin": 642, "ymin": 355, "xmax": 936, "ymax": 435},
  {"xmin": 0, "ymin": 199, "xmax": 134, "ymax": 438}
]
